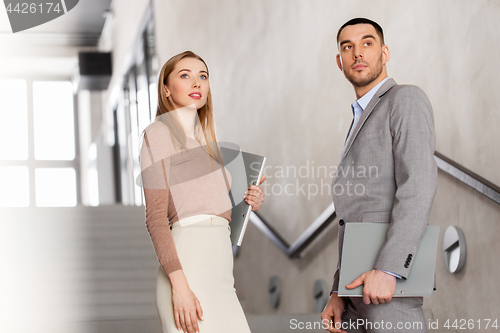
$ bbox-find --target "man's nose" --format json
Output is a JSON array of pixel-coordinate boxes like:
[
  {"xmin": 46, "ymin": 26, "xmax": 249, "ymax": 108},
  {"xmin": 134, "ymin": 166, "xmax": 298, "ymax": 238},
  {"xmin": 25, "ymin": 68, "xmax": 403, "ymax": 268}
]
[{"xmin": 353, "ymin": 46, "xmax": 363, "ymax": 59}]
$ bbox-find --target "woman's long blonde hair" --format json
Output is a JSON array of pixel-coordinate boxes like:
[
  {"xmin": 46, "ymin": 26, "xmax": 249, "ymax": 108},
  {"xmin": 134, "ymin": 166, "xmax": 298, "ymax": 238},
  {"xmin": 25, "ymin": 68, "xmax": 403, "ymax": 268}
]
[{"xmin": 156, "ymin": 51, "xmax": 221, "ymax": 162}]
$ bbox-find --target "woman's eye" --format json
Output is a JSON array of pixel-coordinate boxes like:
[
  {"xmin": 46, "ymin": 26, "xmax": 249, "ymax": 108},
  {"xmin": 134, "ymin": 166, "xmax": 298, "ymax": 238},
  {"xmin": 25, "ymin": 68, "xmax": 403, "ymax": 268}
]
[
  {"xmin": 200, "ymin": 74, "xmax": 207, "ymax": 80},
  {"xmin": 180, "ymin": 74, "xmax": 189, "ymax": 78}
]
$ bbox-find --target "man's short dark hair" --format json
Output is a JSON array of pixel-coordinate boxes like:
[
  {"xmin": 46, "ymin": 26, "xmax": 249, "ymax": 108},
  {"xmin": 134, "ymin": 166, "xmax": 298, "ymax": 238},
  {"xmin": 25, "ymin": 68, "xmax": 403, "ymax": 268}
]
[{"xmin": 337, "ymin": 18, "xmax": 384, "ymax": 45}]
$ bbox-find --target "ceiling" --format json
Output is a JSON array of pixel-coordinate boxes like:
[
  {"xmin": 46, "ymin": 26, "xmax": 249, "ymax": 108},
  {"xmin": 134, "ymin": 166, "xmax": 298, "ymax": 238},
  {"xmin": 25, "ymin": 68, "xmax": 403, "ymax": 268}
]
[{"xmin": 0, "ymin": 0, "xmax": 113, "ymax": 78}]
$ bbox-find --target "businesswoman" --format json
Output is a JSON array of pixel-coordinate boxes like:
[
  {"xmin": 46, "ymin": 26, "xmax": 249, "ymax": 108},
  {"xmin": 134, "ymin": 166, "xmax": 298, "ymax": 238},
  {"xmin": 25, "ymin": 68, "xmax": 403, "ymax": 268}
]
[{"xmin": 139, "ymin": 51, "xmax": 265, "ymax": 333}]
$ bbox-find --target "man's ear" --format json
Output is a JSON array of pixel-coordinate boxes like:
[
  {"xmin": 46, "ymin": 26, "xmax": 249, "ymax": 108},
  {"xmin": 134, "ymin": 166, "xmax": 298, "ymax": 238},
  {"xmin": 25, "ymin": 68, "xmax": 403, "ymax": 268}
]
[
  {"xmin": 336, "ymin": 54, "xmax": 343, "ymax": 71},
  {"xmin": 382, "ymin": 45, "xmax": 390, "ymax": 65}
]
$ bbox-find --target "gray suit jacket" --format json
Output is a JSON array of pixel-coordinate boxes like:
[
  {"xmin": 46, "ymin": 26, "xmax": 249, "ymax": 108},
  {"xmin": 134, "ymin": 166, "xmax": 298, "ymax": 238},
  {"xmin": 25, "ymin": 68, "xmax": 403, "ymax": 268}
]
[{"xmin": 331, "ymin": 78, "xmax": 437, "ymax": 292}]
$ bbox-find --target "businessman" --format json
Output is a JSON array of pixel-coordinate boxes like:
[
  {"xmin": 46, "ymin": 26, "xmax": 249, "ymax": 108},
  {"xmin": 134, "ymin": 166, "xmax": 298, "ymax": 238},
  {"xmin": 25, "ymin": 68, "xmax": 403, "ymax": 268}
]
[{"xmin": 321, "ymin": 18, "xmax": 437, "ymax": 333}]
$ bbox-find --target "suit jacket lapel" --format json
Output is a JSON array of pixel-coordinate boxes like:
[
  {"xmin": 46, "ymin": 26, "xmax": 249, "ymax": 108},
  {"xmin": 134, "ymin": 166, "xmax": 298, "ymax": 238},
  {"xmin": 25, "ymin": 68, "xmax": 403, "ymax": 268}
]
[{"xmin": 340, "ymin": 78, "xmax": 397, "ymax": 161}]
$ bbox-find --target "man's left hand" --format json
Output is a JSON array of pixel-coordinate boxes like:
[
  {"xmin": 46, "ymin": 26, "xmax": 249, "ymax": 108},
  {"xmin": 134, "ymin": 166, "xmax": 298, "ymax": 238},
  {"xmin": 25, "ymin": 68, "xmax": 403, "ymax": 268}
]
[{"xmin": 345, "ymin": 269, "xmax": 396, "ymax": 305}]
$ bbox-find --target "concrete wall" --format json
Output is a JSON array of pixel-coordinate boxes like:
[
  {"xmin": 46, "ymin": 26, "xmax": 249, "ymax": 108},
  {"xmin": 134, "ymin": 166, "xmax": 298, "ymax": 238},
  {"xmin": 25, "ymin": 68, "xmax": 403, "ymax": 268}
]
[{"xmin": 104, "ymin": 0, "xmax": 500, "ymax": 330}]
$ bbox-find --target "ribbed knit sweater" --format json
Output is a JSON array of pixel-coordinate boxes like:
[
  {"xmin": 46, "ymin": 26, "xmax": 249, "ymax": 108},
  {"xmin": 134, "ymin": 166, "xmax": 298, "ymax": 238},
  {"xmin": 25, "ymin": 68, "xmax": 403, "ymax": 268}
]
[{"xmin": 139, "ymin": 121, "xmax": 232, "ymax": 275}]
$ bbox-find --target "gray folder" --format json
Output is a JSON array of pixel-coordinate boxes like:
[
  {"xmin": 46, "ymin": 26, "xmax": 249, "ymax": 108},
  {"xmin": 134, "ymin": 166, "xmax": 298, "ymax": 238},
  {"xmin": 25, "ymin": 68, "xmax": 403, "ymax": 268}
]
[
  {"xmin": 220, "ymin": 145, "xmax": 266, "ymax": 246},
  {"xmin": 338, "ymin": 223, "xmax": 439, "ymax": 297}
]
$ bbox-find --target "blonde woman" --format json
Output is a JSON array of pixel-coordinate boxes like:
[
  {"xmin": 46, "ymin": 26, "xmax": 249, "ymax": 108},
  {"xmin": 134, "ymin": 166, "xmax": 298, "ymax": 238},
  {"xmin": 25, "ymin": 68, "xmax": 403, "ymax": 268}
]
[{"xmin": 139, "ymin": 51, "xmax": 265, "ymax": 333}]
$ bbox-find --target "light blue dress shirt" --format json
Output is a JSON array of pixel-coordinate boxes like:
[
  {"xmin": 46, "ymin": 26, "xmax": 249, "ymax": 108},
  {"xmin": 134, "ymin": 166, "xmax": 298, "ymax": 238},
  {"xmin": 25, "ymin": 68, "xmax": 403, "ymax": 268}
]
[{"xmin": 344, "ymin": 77, "xmax": 389, "ymax": 148}]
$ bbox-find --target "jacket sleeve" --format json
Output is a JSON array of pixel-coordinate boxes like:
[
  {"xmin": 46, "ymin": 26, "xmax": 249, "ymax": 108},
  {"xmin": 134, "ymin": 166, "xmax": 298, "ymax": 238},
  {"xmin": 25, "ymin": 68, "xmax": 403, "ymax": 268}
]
[
  {"xmin": 374, "ymin": 86, "xmax": 437, "ymax": 278},
  {"xmin": 139, "ymin": 125, "xmax": 182, "ymax": 275}
]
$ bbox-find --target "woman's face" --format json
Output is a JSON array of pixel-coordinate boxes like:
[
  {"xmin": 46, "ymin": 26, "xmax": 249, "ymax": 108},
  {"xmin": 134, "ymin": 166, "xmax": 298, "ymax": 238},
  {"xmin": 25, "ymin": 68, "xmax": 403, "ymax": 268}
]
[{"xmin": 164, "ymin": 57, "xmax": 210, "ymax": 110}]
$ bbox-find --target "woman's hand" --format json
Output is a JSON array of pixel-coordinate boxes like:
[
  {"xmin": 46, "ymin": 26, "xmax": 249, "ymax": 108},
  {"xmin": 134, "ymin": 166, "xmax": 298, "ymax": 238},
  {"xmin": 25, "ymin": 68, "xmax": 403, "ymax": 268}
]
[
  {"xmin": 168, "ymin": 270, "xmax": 203, "ymax": 333},
  {"xmin": 245, "ymin": 175, "xmax": 266, "ymax": 211}
]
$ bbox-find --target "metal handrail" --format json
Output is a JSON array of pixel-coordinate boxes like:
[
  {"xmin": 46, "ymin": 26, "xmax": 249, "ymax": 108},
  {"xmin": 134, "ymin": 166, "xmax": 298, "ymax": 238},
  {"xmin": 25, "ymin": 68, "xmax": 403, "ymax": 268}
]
[
  {"xmin": 250, "ymin": 203, "xmax": 336, "ymax": 258},
  {"xmin": 434, "ymin": 152, "xmax": 500, "ymax": 205},
  {"xmin": 248, "ymin": 151, "xmax": 500, "ymax": 257}
]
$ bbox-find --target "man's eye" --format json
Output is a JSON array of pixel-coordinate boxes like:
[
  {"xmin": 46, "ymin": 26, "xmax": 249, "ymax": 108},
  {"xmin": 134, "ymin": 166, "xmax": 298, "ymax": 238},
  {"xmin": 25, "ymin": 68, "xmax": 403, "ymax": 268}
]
[
  {"xmin": 364, "ymin": 42, "xmax": 372, "ymax": 46},
  {"xmin": 344, "ymin": 45, "xmax": 352, "ymax": 50},
  {"xmin": 181, "ymin": 74, "xmax": 189, "ymax": 78}
]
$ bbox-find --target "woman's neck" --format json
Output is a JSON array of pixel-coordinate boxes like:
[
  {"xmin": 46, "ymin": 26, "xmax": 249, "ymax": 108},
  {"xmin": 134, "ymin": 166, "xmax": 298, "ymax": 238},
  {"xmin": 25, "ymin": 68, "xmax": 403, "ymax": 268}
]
[{"xmin": 175, "ymin": 105, "xmax": 197, "ymax": 139}]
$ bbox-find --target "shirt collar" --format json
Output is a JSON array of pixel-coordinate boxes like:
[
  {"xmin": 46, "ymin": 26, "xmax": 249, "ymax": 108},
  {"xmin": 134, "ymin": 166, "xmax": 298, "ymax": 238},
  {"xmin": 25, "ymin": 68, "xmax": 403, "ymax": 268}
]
[{"xmin": 355, "ymin": 77, "xmax": 389, "ymax": 111}]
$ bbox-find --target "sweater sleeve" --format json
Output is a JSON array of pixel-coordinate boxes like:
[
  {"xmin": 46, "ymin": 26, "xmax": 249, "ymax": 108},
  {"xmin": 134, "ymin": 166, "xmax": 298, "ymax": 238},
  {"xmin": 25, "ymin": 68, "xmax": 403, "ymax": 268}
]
[{"xmin": 139, "ymin": 124, "xmax": 182, "ymax": 275}]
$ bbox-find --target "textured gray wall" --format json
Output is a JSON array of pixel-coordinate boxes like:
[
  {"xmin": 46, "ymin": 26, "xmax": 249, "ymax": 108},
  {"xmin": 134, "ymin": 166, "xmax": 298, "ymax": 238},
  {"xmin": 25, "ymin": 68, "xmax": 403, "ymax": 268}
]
[{"xmin": 106, "ymin": 0, "xmax": 500, "ymax": 329}]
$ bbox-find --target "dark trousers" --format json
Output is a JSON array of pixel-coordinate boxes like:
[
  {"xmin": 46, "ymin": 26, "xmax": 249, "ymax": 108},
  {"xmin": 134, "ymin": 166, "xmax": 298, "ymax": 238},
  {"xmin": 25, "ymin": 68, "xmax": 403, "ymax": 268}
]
[{"xmin": 340, "ymin": 297, "xmax": 427, "ymax": 333}]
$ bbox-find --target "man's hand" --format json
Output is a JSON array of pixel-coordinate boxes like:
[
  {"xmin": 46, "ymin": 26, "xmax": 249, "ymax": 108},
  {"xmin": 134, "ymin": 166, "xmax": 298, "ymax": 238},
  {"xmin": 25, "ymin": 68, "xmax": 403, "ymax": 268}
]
[
  {"xmin": 346, "ymin": 269, "xmax": 396, "ymax": 305},
  {"xmin": 321, "ymin": 293, "xmax": 347, "ymax": 333}
]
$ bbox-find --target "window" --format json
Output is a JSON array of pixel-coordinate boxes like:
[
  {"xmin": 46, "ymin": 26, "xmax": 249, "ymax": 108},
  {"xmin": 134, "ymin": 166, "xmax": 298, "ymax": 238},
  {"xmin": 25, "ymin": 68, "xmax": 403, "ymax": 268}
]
[
  {"xmin": 33, "ymin": 81, "xmax": 75, "ymax": 160},
  {"xmin": 35, "ymin": 168, "xmax": 77, "ymax": 207},
  {"xmin": 0, "ymin": 80, "xmax": 28, "ymax": 160},
  {"xmin": 0, "ymin": 79, "xmax": 79, "ymax": 207},
  {"xmin": 0, "ymin": 166, "xmax": 29, "ymax": 207},
  {"xmin": 111, "ymin": 14, "xmax": 157, "ymax": 206}
]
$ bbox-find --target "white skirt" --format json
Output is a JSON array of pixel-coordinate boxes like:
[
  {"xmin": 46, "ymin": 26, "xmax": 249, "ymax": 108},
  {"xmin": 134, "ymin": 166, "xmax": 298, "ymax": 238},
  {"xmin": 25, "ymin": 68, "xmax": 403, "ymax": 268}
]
[{"xmin": 156, "ymin": 215, "xmax": 251, "ymax": 333}]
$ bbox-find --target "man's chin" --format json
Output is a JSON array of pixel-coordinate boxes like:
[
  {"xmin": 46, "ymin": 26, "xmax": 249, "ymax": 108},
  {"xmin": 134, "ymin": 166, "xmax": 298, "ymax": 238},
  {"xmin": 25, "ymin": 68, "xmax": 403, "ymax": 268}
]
[{"xmin": 347, "ymin": 76, "xmax": 374, "ymax": 88}]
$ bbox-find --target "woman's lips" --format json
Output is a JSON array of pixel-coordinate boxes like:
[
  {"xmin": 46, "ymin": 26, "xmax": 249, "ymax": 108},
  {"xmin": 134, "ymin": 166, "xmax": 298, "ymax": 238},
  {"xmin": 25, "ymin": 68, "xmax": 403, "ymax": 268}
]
[{"xmin": 189, "ymin": 92, "xmax": 201, "ymax": 99}]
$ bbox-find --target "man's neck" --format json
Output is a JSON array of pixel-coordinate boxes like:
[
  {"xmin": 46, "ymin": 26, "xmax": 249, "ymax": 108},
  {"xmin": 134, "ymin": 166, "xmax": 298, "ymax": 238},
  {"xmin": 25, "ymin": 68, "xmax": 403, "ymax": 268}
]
[{"xmin": 354, "ymin": 73, "xmax": 388, "ymax": 100}]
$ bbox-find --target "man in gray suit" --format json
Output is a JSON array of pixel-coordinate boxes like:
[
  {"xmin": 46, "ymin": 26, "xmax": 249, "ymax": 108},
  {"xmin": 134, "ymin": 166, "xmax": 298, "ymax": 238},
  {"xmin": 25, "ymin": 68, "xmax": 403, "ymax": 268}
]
[{"xmin": 321, "ymin": 18, "xmax": 437, "ymax": 333}]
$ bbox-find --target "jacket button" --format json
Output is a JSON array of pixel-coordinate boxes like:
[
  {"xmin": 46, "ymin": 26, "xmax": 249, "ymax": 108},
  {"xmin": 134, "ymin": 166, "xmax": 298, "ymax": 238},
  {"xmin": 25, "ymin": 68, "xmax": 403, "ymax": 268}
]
[{"xmin": 339, "ymin": 219, "xmax": 345, "ymax": 226}]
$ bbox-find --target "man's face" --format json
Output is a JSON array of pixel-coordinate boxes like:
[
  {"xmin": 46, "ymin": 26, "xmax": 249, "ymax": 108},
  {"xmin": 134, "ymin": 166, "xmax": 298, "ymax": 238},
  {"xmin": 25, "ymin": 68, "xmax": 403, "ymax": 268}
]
[{"xmin": 336, "ymin": 24, "xmax": 389, "ymax": 88}]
